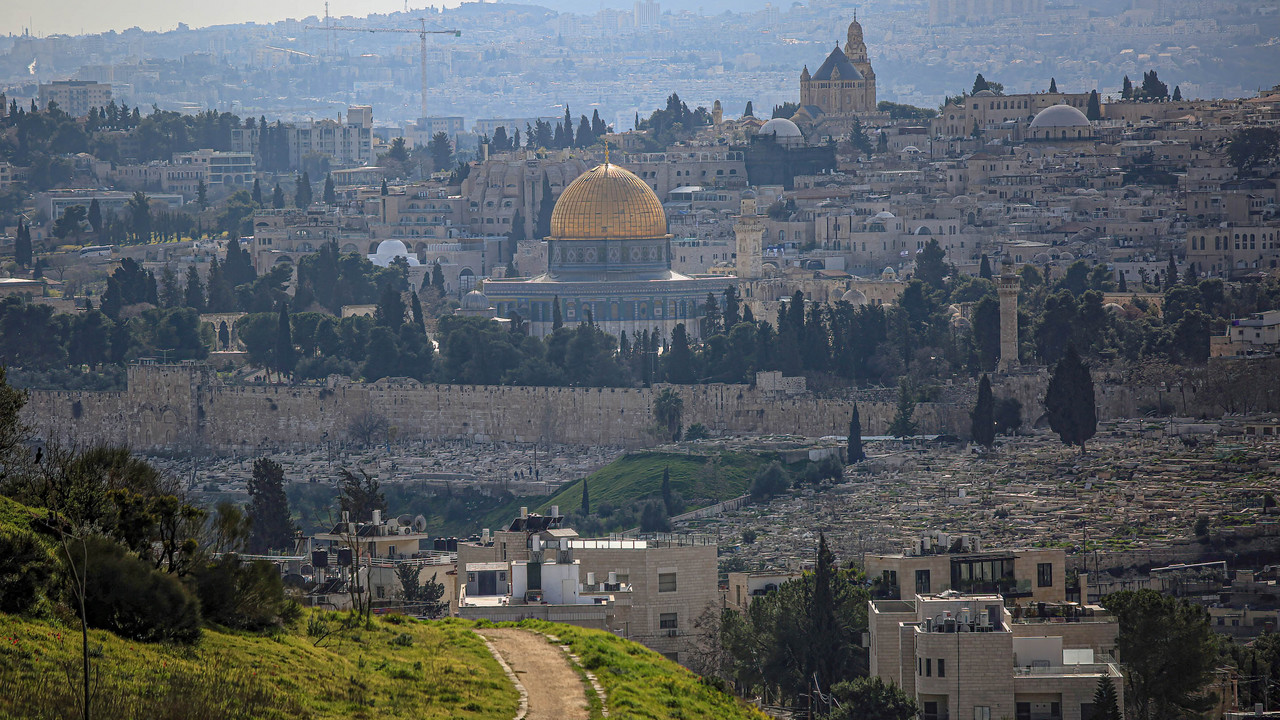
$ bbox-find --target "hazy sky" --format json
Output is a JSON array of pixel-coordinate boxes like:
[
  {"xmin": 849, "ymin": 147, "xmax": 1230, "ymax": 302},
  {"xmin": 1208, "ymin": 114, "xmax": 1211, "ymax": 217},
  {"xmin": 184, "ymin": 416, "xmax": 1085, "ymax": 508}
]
[{"xmin": 3, "ymin": 1, "xmax": 468, "ymax": 37}]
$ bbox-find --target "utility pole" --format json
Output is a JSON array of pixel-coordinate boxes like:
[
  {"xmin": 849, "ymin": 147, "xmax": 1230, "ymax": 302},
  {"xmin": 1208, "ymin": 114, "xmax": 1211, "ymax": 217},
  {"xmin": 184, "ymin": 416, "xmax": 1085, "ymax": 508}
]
[{"xmin": 306, "ymin": 20, "xmax": 460, "ymax": 121}]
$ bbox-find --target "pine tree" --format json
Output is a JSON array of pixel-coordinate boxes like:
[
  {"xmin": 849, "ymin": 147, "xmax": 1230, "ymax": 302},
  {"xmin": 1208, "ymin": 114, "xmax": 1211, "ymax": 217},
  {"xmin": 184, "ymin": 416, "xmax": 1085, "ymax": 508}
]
[
  {"xmin": 888, "ymin": 382, "xmax": 918, "ymax": 438},
  {"xmin": 1086, "ymin": 90, "xmax": 1102, "ymax": 121},
  {"xmin": 184, "ymin": 265, "xmax": 205, "ymax": 312},
  {"xmin": 972, "ymin": 73, "xmax": 991, "ymax": 94},
  {"xmin": 375, "ymin": 285, "xmax": 406, "ymax": 327},
  {"xmin": 1045, "ymin": 344, "xmax": 1096, "ymax": 453},
  {"xmin": 246, "ymin": 458, "xmax": 297, "ymax": 553},
  {"xmin": 848, "ymin": 404, "xmax": 865, "ymax": 462},
  {"xmin": 274, "ymin": 300, "xmax": 295, "ymax": 379},
  {"xmin": 971, "ymin": 374, "xmax": 996, "ymax": 449},
  {"xmin": 251, "ymin": 179, "xmax": 263, "ymax": 205},
  {"xmin": 1049, "ymin": 77, "xmax": 1058, "ymax": 93},
  {"xmin": 272, "ymin": 183, "xmax": 285, "ymax": 209},
  {"xmin": 1092, "ymin": 675, "xmax": 1121, "ymax": 720},
  {"xmin": 552, "ymin": 294, "xmax": 563, "ymax": 330},
  {"xmin": 581, "ymin": 477, "xmax": 590, "ymax": 515},
  {"xmin": 979, "ymin": 254, "xmax": 993, "ymax": 280}
]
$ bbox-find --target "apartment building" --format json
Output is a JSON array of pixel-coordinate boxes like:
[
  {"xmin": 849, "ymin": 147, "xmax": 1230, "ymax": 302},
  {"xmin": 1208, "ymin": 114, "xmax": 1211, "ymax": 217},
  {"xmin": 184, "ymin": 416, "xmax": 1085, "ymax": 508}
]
[
  {"xmin": 457, "ymin": 509, "xmax": 718, "ymax": 664},
  {"xmin": 865, "ymin": 536, "xmax": 1067, "ymax": 604},
  {"xmin": 724, "ymin": 570, "xmax": 805, "ymax": 614},
  {"xmin": 870, "ymin": 591, "xmax": 1123, "ymax": 720},
  {"xmin": 38, "ymin": 80, "xmax": 112, "ymax": 118},
  {"xmin": 1211, "ymin": 310, "xmax": 1280, "ymax": 358}
]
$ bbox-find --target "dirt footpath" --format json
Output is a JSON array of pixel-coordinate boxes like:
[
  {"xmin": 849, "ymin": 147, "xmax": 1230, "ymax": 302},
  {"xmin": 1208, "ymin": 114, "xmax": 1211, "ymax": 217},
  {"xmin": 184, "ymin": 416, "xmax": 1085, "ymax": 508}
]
[{"xmin": 476, "ymin": 627, "xmax": 590, "ymax": 720}]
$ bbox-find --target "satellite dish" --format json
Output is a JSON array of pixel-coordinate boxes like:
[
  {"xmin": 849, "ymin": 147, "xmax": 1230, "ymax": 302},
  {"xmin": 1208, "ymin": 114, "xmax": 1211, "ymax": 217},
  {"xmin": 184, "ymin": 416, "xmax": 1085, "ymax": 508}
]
[
  {"xmin": 414, "ymin": 515, "xmax": 428, "ymax": 532},
  {"xmin": 398, "ymin": 514, "xmax": 413, "ymax": 526}
]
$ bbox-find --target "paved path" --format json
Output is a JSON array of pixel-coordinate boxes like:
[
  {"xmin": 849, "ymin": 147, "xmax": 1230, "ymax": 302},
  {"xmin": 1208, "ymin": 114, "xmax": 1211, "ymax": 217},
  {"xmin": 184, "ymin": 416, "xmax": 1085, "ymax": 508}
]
[{"xmin": 476, "ymin": 628, "xmax": 590, "ymax": 720}]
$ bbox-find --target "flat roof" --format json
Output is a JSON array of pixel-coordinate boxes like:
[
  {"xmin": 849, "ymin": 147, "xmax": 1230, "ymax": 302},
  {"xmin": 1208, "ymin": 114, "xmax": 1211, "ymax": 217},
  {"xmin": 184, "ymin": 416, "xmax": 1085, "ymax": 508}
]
[{"xmin": 465, "ymin": 562, "xmax": 508, "ymax": 572}]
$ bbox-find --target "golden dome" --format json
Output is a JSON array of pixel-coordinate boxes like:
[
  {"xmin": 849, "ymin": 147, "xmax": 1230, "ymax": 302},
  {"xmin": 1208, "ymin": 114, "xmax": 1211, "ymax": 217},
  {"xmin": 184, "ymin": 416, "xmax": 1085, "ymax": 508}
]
[{"xmin": 550, "ymin": 163, "xmax": 667, "ymax": 240}]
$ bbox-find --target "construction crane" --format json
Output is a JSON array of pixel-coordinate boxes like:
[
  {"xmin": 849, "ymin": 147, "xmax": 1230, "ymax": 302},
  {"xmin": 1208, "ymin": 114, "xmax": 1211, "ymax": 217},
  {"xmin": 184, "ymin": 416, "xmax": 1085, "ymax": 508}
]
[{"xmin": 306, "ymin": 18, "xmax": 460, "ymax": 121}]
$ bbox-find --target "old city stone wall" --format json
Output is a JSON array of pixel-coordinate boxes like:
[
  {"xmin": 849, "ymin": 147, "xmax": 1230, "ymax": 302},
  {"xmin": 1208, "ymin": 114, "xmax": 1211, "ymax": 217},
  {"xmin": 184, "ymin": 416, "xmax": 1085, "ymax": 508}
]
[{"xmin": 19, "ymin": 362, "xmax": 1231, "ymax": 453}]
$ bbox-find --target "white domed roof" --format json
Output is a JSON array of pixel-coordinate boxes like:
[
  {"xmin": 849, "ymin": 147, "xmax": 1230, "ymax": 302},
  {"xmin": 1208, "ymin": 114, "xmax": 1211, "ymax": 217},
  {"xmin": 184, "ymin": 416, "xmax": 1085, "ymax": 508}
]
[
  {"xmin": 901, "ymin": 145, "xmax": 921, "ymax": 153},
  {"xmin": 972, "ymin": 89, "xmax": 997, "ymax": 98},
  {"xmin": 875, "ymin": 210, "xmax": 896, "ymax": 219},
  {"xmin": 881, "ymin": 267, "xmax": 898, "ymax": 279},
  {"xmin": 758, "ymin": 117, "xmax": 803, "ymax": 138},
  {"xmin": 1030, "ymin": 104, "xmax": 1091, "ymax": 129},
  {"xmin": 1103, "ymin": 302, "xmax": 1125, "ymax": 314},
  {"xmin": 369, "ymin": 239, "xmax": 421, "ymax": 267}
]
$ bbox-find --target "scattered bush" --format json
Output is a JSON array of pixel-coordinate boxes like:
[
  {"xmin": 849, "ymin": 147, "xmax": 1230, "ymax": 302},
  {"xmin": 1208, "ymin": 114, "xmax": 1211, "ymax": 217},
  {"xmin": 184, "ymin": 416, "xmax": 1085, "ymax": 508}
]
[
  {"xmin": 74, "ymin": 536, "xmax": 202, "ymax": 643},
  {"xmin": 191, "ymin": 554, "xmax": 299, "ymax": 632},
  {"xmin": 749, "ymin": 462, "xmax": 789, "ymax": 500},
  {"xmin": 0, "ymin": 528, "xmax": 56, "ymax": 614}
]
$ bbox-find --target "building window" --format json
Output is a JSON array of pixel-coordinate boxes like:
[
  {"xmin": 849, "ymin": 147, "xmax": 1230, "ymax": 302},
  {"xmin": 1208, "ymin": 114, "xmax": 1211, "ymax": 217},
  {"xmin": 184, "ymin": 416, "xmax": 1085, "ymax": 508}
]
[
  {"xmin": 974, "ymin": 707, "xmax": 991, "ymax": 720},
  {"xmin": 1037, "ymin": 562, "xmax": 1053, "ymax": 588},
  {"xmin": 938, "ymin": 658, "xmax": 945, "ymax": 677},
  {"xmin": 659, "ymin": 613, "xmax": 678, "ymax": 629},
  {"xmin": 915, "ymin": 569, "xmax": 931, "ymax": 594},
  {"xmin": 658, "ymin": 573, "xmax": 677, "ymax": 592},
  {"xmin": 925, "ymin": 658, "xmax": 932, "ymax": 677}
]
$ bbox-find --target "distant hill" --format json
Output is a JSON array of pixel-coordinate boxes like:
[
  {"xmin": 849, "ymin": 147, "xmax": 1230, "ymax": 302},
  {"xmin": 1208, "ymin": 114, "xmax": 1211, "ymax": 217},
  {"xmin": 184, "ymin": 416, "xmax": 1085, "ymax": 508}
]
[{"xmin": 537, "ymin": 449, "xmax": 772, "ymax": 517}]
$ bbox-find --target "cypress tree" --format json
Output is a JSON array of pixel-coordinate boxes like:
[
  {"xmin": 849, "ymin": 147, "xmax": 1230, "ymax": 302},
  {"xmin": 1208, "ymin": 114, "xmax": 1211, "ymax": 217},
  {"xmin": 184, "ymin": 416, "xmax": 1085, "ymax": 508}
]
[
  {"xmin": 743, "ymin": 100, "xmax": 754, "ymax": 117},
  {"xmin": 848, "ymin": 404, "xmax": 865, "ymax": 462},
  {"xmin": 1045, "ymin": 344, "xmax": 1096, "ymax": 453},
  {"xmin": 666, "ymin": 323, "xmax": 693, "ymax": 383},
  {"xmin": 251, "ymin": 178, "xmax": 263, "ymax": 205},
  {"xmin": 979, "ymin": 254, "xmax": 993, "ymax": 280},
  {"xmin": 410, "ymin": 290, "xmax": 426, "ymax": 335},
  {"xmin": 971, "ymin": 374, "xmax": 996, "ymax": 449},
  {"xmin": 581, "ymin": 478, "xmax": 590, "ymax": 515},
  {"xmin": 380, "ymin": 178, "xmax": 389, "ymax": 196},
  {"xmin": 1122, "ymin": 75, "xmax": 1133, "ymax": 100},
  {"xmin": 591, "ymin": 109, "xmax": 606, "ymax": 136},
  {"xmin": 661, "ymin": 466, "xmax": 675, "ymax": 515},
  {"xmin": 1118, "ymin": 270, "xmax": 1128, "ymax": 293},
  {"xmin": 274, "ymin": 300, "xmax": 295, "ymax": 380},
  {"xmin": 1049, "ymin": 77, "xmax": 1058, "ymax": 93},
  {"xmin": 811, "ymin": 533, "xmax": 839, "ymax": 693},
  {"xmin": 1086, "ymin": 90, "xmax": 1102, "ymax": 121},
  {"xmin": 87, "ymin": 198, "xmax": 103, "ymax": 235},
  {"xmin": 1166, "ymin": 254, "xmax": 1179, "ymax": 288},
  {"xmin": 1173, "ymin": 85, "xmax": 1182, "ymax": 102},
  {"xmin": 535, "ymin": 173, "xmax": 555, "ymax": 239},
  {"xmin": 888, "ymin": 382, "xmax": 918, "ymax": 439},
  {"xmin": 272, "ymin": 183, "xmax": 285, "ymax": 209},
  {"xmin": 14, "ymin": 219, "xmax": 31, "ymax": 268},
  {"xmin": 323, "ymin": 173, "xmax": 336, "ymax": 204},
  {"xmin": 295, "ymin": 172, "xmax": 312, "ymax": 208},
  {"xmin": 552, "ymin": 294, "xmax": 564, "ymax": 331},
  {"xmin": 184, "ymin": 265, "xmax": 205, "ymax": 312}
]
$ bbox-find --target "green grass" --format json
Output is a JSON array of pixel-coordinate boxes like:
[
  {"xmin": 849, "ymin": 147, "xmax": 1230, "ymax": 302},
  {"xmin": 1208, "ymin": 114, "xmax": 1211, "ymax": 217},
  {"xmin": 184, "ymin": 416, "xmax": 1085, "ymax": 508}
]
[
  {"xmin": 0, "ymin": 613, "xmax": 519, "ymax": 720},
  {"xmin": 536, "ymin": 450, "xmax": 773, "ymax": 517},
  {"xmin": 515, "ymin": 620, "xmax": 768, "ymax": 720}
]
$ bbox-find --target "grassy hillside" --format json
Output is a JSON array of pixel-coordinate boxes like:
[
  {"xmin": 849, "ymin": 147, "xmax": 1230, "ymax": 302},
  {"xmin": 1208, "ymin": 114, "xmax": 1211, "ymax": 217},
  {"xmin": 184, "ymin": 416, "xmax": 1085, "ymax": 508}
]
[
  {"xmin": 0, "ymin": 613, "xmax": 518, "ymax": 720},
  {"xmin": 517, "ymin": 620, "xmax": 769, "ymax": 720},
  {"xmin": 536, "ymin": 450, "xmax": 772, "ymax": 517}
]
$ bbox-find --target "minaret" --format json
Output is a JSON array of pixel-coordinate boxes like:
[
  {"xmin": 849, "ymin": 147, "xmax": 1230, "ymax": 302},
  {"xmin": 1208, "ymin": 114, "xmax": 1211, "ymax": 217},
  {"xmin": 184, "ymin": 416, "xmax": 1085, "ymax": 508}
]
[
  {"xmin": 997, "ymin": 256, "xmax": 1020, "ymax": 372},
  {"xmin": 712, "ymin": 99, "xmax": 723, "ymax": 126},
  {"xmin": 734, "ymin": 192, "xmax": 763, "ymax": 281}
]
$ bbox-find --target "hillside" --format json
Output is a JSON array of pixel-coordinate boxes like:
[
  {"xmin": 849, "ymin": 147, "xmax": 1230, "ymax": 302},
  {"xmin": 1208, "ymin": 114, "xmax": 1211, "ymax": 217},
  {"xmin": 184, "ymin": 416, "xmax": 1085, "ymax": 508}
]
[
  {"xmin": 0, "ymin": 611, "xmax": 768, "ymax": 720},
  {"xmin": 536, "ymin": 450, "xmax": 773, "ymax": 517},
  {"xmin": 0, "ymin": 612, "xmax": 519, "ymax": 720}
]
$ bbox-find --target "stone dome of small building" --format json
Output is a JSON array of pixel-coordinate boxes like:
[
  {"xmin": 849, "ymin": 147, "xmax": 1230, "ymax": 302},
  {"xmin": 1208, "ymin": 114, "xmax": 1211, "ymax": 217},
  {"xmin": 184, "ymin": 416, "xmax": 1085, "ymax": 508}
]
[
  {"xmin": 841, "ymin": 289, "xmax": 868, "ymax": 305},
  {"xmin": 462, "ymin": 289, "xmax": 490, "ymax": 310},
  {"xmin": 369, "ymin": 239, "xmax": 420, "ymax": 267}
]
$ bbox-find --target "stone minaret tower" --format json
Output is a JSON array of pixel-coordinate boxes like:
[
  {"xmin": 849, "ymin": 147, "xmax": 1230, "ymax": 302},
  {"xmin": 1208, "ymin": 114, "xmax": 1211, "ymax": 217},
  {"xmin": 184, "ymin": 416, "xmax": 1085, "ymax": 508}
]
[
  {"xmin": 734, "ymin": 192, "xmax": 763, "ymax": 281},
  {"xmin": 712, "ymin": 99, "xmax": 723, "ymax": 126},
  {"xmin": 997, "ymin": 257, "xmax": 1020, "ymax": 372}
]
